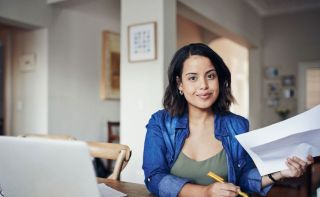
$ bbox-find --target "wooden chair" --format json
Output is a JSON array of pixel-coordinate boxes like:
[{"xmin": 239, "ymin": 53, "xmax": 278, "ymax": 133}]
[
  {"xmin": 107, "ymin": 121, "xmax": 120, "ymax": 171},
  {"xmin": 19, "ymin": 134, "xmax": 130, "ymax": 180},
  {"xmin": 86, "ymin": 141, "xmax": 131, "ymax": 180},
  {"xmin": 107, "ymin": 121, "xmax": 120, "ymax": 143},
  {"xmin": 254, "ymin": 157, "xmax": 320, "ymax": 197},
  {"xmin": 18, "ymin": 133, "xmax": 77, "ymax": 140}
]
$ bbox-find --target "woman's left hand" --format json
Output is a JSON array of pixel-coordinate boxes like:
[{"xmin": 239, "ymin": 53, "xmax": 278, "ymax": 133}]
[{"xmin": 280, "ymin": 154, "xmax": 314, "ymax": 178}]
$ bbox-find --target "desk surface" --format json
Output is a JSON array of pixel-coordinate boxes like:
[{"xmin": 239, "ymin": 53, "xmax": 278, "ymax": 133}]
[
  {"xmin": 101, "ymin": 179, "xmax": 154, "ymax": 197},
  {"xmin": 100, "ymin": 159, "xmax": 320, "ymax": 197}
]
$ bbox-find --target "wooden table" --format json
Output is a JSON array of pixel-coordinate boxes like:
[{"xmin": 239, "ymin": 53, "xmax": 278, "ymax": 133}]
[{"xmin": 100, "ymin": 179, "xmax": 154, "ymax": 197}]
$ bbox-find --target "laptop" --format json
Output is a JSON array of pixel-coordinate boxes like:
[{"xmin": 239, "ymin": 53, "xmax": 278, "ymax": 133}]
[{"xmin": 0, "ymin": 136, "xmax": 123, "ymax": 197}]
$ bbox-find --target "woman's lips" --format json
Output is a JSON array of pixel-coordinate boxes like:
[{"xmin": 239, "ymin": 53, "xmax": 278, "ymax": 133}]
[{"xmin": 196, "ymin": 92, "xmax": 212, "ymax": 99}]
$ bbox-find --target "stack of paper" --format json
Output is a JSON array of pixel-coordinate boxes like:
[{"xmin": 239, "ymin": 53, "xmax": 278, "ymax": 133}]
[{"xmin": 235, "ymin": 105, "xmax": 320, "ymax": 176}]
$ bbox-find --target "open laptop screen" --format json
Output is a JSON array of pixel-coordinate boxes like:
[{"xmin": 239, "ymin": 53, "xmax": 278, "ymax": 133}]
[{"xmin": 0, "ymin": 136, "xmax": 100, "ymax": 197}]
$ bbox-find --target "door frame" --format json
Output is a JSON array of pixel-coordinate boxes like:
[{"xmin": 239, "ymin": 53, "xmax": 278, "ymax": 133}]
[{"xmin": 0, "ymin": 29, "xmax": 12, "ymax": 135}]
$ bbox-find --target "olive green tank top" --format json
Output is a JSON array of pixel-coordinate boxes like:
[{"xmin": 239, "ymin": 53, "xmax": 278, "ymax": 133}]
[{"xmin": 170, "ymin": 149, "xmax": 228, "ymax": 185}]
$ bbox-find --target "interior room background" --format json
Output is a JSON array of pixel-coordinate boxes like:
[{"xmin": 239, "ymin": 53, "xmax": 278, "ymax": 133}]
[{"xmin": 0, "ymin": 0, "xmax": 319, "ymax": 184}]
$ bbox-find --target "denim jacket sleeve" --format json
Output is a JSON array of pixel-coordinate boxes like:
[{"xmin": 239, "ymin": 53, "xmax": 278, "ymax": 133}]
[
  {"xmin": 238, "ymin": 152, "xmax": 272, "ymax": 195},
  {"xmin": 142, "ymin": 112, "xmax": 190, "ymax": 197},
  {"xmin": 234, "ymin": 117, "xmax": 272, "ymax": 196}
]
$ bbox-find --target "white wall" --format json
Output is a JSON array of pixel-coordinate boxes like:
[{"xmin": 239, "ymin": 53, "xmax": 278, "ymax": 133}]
[
  {"xmin": 120, "ymin": 0, "xmax": 176, "ymax": 183},
  {"xmin": 0, "ymin": 0, "xmax": 52, "ymax": 135},
  {"xmin": 262, "ymin": 9, "xmax": 320, "ymax": 126},
  {"xmin": 0, "ymin": 0, "xmax": 121, "ymax": 140},
  {"xmin": 0, "ymin": 0, "xmax": 52, "ymax": 27},
  {"xmin": 12, "ymin": 29, "xmax": 48, "ymax": 134},
  {"xmin": 179, "ymin": 0, "xmax": 261, "ymax": 46},
  {"xmin": 48, "ymin": 0, "xmax": 121, "ymax": 141}
]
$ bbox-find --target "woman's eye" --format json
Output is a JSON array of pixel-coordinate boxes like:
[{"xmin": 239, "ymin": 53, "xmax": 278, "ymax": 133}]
[
  {"xmin": 188, "ymin": 76, "xmax": 197, "ymax": 81},
  {"xmin": 207, "ymin": 73, "xmax": 216, "ymax": 79}
]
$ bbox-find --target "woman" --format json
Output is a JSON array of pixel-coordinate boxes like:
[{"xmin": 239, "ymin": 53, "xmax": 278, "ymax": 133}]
[{"xmin": 142, "ymin": 43, "xmax": 313, "ymax": 197}]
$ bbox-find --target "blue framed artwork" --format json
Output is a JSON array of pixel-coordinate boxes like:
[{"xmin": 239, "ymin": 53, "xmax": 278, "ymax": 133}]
[{"xmin": 128, "ymin": 21, "xmax": 157, "ymax": 62}]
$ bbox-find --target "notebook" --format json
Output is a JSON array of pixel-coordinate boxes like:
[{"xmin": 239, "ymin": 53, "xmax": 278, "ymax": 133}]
[{"xmin": 0, "ymin": 136, "xmax": 125, "ymax": 197}]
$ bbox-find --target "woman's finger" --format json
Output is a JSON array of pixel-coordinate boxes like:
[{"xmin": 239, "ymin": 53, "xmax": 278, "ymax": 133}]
[
  {"xmin": 292, "ymin": 156, "xmax": 307, "ymax": 170},
  {"xmin": 287, "ymin": 157, "xmax": 302, "ymax": 170},
  {"xmin": 219, "ymin": 183, "xmax": 239, "ymax": 192},
  {"xmin": 286, "ymin": 159, "xmax": 302, "ymax": 176},
  {"xmin": 219, "ymin": 189, "xmax": 238, "ymax": 197},
  {"xmin": 307, "ymin": 155, "xmax": 314, "ymax": 165},
  {"xmin": 210, "ymin": 182, "xmax": 239, "ymax": 197}
]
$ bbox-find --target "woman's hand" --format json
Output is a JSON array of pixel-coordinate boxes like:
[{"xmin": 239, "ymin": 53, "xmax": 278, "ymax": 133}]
[
  {"xmin": 204, "ymin": 182, "xmax": 240, "ymax": 197},
  {"xmin": 280, "ymin": 154, "xmax": 314, "ymax": 178}
]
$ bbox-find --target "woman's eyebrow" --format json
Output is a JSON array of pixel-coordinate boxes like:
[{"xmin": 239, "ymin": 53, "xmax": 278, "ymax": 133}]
[
  {"xmin": 185, "ymin": 72, "xmax": 197, "ymax": 76},
  {"xmin": 206, "ymin": 68, "xmax": 216, "ymax": 74},
  {"xmin": 185, "ymin": 69, "xmax": 216, "ymax": 76}
]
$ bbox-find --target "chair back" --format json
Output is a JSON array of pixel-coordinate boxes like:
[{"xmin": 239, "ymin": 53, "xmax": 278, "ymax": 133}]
[
  {"xmin": 18, "ymin": 133, "xmax": 77, "ymax": 141},
  {"xmin": 18, "ymin": 134, "xmax": 130, "ymax": 180},
  {"xmin": 86, "ymin": 141, "xmax": 131, "ymax": 180}
]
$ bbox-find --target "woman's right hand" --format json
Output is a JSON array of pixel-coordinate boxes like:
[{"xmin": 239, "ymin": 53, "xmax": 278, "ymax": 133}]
[{"xmin": 204, "ymin": 182, "xmax": 240, "ymax": 197}]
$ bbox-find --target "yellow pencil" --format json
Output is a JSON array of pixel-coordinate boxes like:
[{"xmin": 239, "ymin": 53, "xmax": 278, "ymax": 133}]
[{"xmin": 207, "ymin": 171, "xmax": 248, "ymax": 197}]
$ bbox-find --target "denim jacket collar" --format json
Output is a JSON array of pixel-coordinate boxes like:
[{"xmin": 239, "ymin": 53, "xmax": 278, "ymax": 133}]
[
  {"xmin": 214, "ymin": 112, "xmax": 230, "ymax": 137},
  {"xmin": 174, "ymin": 112, "xmax": 188, "ymax": 129}
]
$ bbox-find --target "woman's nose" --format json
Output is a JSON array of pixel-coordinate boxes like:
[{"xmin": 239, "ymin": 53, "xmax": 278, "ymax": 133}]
[{"xmin": 199, "ymin": 77, "xmax": 208, "ymax": 90}]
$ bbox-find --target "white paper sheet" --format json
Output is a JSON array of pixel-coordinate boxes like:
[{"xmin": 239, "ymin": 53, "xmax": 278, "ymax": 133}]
[
  {"xmin": 98, "ymin": 183, "xmax": 127, "ymax": 197},
  {"xmin": 235, "ymin": 105, "xmax": 320, "ymax": 176}
]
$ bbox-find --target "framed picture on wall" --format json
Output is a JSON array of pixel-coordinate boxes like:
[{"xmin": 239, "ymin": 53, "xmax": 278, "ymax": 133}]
[
  {"xmin": 100, "ymin": 31, "xmax": 120, "ymax": 100},
  {"xmin": 264, "ymin": 67, "xmax": 279, "ymax": 79},
  {"xmin": 281, "ymin": 75, "xmax": 295, "ymax": 86},
  {"xmin": 283, "ymin": 88, "xmax": 295, "ymax": 98},
  {"xmin": 128, "ymin": 21, "xmax": 157, "ymax": 62},
  {"xmin": 263, "ymin": 79, "xmax": 281, "ymax": 107}
]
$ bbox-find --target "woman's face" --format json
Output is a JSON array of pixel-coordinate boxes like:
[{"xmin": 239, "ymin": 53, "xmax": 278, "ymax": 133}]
[{"xmin": 178, "ymin": 55, "xmax": 219, "ymax": 112}]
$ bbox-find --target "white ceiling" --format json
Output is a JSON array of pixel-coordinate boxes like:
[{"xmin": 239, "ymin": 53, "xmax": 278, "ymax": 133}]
[
  {"xmin": 244, "ymin": 0, "xmax": 320, "ymax": 16},
  {"xmin": 48, "ymin": 0, "xmax": 320, "ymax": 16}
]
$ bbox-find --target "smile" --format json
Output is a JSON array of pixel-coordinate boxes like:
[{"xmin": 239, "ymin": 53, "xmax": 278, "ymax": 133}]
[{"xmin": 196, "ymin": 92, "xmax": 212, "ymax": 99}]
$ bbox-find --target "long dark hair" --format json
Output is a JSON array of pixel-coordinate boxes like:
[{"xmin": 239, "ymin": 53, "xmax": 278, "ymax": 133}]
[{"xmin": 163, "ymin": 43, "xmax": 235, "ymax": 116}]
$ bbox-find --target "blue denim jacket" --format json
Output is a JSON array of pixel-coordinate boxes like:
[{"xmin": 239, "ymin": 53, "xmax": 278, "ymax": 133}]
[{"xmin": 143, "ymin": 109, "xmax": 272, "ymax": 197}]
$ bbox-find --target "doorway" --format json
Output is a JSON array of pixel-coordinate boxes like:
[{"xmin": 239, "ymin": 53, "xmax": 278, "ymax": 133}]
[
  {"xmin": 0, "ymin": 36, "xmax": 4, "ymax": 135},
  {"xmin": 209, "ymin": 38, "xmax": 249, "ymax": 118}
]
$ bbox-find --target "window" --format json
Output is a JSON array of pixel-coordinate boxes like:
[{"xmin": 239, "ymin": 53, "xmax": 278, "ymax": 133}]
[{"xmin": 306, "ymin": 68, "xmax": 320, "ymax": 109}]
